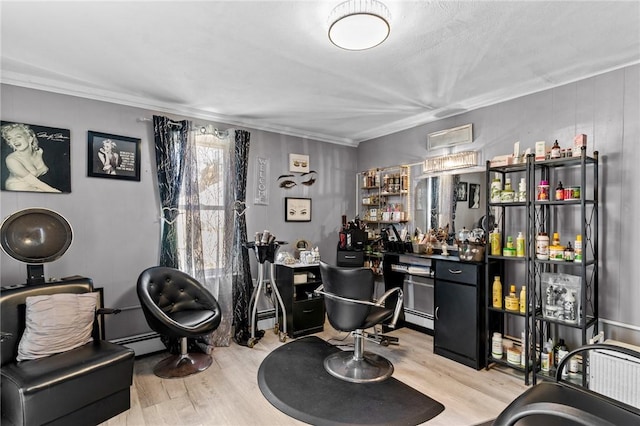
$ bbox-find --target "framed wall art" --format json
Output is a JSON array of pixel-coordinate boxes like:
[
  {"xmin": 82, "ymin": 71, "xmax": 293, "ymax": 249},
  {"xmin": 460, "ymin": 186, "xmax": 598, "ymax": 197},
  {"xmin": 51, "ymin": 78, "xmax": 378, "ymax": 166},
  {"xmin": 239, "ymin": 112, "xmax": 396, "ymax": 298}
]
[
  {"xmin": 469, "ymin": 183, "xmax": 480, "ymax": 208},
  {"xmin": 289, "ymin": 153, "xmax": 309, "ymax": 173},
  {"xmin": 0, "ymin": 121, "xmax": 71, "ymax": 193},
  {"xmin": 456, "ymin": 182, "xmax": 468, "ymax": 202},
  {"xmin": 285, "ymin": 197, "xmax": 311, "ymax": 222},
  {"xmin": 87, "ymin": 131, "xmax": 141, "ymax": 181}
]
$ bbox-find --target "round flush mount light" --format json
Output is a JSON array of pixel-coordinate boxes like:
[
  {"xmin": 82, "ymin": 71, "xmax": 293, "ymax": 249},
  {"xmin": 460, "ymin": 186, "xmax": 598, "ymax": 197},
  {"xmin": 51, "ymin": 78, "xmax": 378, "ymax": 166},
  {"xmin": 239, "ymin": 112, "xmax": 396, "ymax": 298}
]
[{"xmin": 328, "ymin": 0, "xmax": 391, "ymax": 51}]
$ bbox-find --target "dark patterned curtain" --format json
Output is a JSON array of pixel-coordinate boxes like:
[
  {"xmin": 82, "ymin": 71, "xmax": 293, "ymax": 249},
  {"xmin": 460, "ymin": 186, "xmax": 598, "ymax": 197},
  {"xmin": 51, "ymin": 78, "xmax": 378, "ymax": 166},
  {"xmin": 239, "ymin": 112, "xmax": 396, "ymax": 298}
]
[
  {"xmin": 153, "ymin": 115, "xmax": 190, "ymax": 268},
  {"xmin": 231, "ymin": 130, "xmax": 253, "ymax": 345}
]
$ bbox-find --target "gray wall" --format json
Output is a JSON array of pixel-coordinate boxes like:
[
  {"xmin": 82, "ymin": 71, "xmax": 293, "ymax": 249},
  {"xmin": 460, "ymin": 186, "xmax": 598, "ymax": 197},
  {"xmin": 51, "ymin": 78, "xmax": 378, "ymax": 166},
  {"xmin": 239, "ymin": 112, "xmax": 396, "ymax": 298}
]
[
  {"xmin": 358, "ymin": 64, "xmax": 640, "ymax": 345},
  {"xmin": 2, "ymin": 64, "xmax": 638, "ymax": 346},
  {"xmin": 0, "ymin": 84, "xmax": 357, "ymax": 340}
]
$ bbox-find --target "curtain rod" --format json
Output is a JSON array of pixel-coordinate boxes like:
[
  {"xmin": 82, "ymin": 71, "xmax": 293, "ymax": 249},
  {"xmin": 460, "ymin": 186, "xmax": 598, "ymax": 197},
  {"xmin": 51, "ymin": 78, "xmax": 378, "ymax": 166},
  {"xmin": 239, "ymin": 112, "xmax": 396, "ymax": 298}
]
[{"xmin": 137, "ymin": 117, "xmax": 228, "ymax": 136}]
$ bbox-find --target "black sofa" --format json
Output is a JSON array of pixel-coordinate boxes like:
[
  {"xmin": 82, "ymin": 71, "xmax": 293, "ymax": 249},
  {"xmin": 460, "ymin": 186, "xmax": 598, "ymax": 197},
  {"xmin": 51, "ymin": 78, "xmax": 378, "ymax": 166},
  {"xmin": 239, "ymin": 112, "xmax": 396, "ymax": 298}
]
[{"xmin": 1, "ymin": 277, "xmax": 135, "ymax": 426}]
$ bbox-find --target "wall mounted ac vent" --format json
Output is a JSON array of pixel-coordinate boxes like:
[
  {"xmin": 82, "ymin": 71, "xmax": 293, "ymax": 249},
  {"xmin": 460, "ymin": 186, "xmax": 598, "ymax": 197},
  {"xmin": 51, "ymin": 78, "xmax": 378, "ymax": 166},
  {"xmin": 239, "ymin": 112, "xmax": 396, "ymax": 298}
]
[{"xmin": 427, "ymin": 123, "xmax": 473, "ymax": 151}]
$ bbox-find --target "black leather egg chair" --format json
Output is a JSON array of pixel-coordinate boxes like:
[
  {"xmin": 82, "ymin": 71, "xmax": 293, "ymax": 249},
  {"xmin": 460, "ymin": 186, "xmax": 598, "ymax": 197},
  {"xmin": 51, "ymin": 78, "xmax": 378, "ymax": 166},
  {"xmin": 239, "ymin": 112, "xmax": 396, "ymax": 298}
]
[
  {"xmin": 137, "ymin": 266, "xmax": 222, "ymax": 378},
  {"xmin": 316, "ymin": 261, "xmax": 403, "ymax": 383}
]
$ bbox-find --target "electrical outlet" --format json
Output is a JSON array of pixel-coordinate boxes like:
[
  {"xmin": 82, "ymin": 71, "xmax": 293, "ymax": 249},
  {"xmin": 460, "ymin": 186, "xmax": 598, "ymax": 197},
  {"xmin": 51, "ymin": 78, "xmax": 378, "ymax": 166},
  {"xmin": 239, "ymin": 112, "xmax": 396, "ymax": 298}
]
[{"xmin": 264, "ymin": 282, "xmax": 272, "ymax": 295}]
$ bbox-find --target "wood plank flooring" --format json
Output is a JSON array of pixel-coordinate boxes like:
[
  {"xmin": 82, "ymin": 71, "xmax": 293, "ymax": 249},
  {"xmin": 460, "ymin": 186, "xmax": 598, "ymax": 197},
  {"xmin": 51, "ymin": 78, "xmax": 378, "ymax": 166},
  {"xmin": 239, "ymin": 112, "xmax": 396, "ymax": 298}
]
[{"xmin": 102, "ymin": 324, "xmax": 529, "ymax": 426}]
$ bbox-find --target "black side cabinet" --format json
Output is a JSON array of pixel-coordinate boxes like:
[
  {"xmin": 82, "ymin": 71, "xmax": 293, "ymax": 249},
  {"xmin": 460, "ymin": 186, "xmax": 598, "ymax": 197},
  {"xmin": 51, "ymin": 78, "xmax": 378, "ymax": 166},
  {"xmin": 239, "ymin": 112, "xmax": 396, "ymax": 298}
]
[
  {"xmin": 434, "ymin": 259, "xmax": 486, "ymax": 369},
  {"xmin": 275, "ymin": 263, "xmax": 325, "ymax": 338}
]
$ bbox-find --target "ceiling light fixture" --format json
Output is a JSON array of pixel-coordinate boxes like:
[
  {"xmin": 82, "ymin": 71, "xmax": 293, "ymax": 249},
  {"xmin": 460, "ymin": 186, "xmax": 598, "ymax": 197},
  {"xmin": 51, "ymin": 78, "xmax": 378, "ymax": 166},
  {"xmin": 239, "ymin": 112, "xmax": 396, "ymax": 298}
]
[{"xmin": 328, "ymin": 0, "xmax": 391, "ymax": 51}]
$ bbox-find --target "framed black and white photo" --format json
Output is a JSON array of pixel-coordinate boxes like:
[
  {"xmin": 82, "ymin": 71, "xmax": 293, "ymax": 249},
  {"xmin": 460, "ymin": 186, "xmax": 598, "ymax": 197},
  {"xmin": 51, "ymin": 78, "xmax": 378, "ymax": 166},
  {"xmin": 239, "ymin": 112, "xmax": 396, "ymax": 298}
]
[
  {"xmin": 1, "ymin": 121, "xmax": 71, "ymax": 193},
  {"xmin": 456, "ymin": 182, "xmax": 468, "ymax": 202},
  {"xmin": 469, "ymin": 183, "xmax": 481, "ymax": 208},
  {"xmin": 285, "ymin": 197, "xmax": 311, "ymax": 222},
  {"xmin": 88, "ymin": 131, "xmax": 140, "ymax": 181}
]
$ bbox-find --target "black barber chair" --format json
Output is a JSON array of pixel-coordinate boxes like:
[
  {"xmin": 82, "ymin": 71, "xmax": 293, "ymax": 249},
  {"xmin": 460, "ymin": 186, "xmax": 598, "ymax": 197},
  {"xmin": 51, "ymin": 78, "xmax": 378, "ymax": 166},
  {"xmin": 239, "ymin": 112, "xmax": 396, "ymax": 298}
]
[
  {"xmin": 316, "ymin": 261, "xmax": 403, "ymax": 383},
  {"xmin": 137, "ymin": 266, "xmax": 222, "ymax": 378}
]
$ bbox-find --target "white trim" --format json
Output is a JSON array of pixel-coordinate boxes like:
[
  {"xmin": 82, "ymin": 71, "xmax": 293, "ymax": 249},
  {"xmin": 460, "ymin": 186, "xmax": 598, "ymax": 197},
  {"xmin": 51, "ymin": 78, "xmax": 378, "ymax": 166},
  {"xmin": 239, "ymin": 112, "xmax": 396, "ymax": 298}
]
[{"xmin": 600, "ymin": 318, "xmax": 640, "ymax": 333}]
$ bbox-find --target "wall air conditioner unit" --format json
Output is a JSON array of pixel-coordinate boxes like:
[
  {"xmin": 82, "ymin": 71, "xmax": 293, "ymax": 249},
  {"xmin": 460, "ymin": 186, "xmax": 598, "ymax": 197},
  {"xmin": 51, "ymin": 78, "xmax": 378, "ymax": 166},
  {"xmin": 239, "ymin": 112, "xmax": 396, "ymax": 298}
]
[{"xmin": 427, "ymin": 124, "xmax": 473, "ymax": 151}]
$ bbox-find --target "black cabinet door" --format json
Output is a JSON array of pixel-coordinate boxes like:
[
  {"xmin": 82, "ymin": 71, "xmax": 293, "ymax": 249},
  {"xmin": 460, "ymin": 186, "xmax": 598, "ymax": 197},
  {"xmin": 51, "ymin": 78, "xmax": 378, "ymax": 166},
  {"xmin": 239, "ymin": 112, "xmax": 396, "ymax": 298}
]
[{"xmin": 434, "ymin": 280, "xmax": 477, "ymax": 360}]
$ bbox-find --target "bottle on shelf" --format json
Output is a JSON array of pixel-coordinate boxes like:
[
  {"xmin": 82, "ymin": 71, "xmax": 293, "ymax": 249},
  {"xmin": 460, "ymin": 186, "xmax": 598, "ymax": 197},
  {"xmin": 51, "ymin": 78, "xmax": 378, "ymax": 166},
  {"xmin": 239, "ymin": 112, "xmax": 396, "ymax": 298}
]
[
  {"xmin": 537, "ymin": 180, "xmax": 550, "ymax": 200},
  {"xmin": 564, "ymin": 241, "xmax": 575, "ymax": 261},
  {"xmin": 549, "ymin": 232, "xmax": 564, "ymax": 261},
  {"xmin": 505, "ymin": 284, "xmax": 519, "ymax": 311},
  {"xmin": 550, "ymin": 140, "xmax": 561, "ymax": 159},
  {"xmin": 518, "ymin": 178, "xmax": 527, "ymax": 202},
  {"xmin": 519, "ymin": 285, "xmax": 526, "ymax": 314},
  {"xmin": 536, "ymin": 231, "xmax": 549, "ymax": 260},
  {"xmin": 541, "ymin": 340, "xmax": 553, "ymax": 372},
  {"xmin": 492, "ymin": 332, "xmax": 503, "ymax": 359},
  {"xmin": 501, "ymin": 178, "xmax": 515, "ymax": 202},
  {"xmin": 516, "ymin": 232, "xmax": 525, "ymax": 257},
  {"xmin": 554, "ymin": 338, "xmax": 568, "ymax": 367},
  {"xmin": 490, "ymin": 173, "xmax": 502, "ymax": 203},
  {"xmin": 492, "ymin": 276, "xmax": 502, "ymax": 308},
  {"xmin": 555, "ymin": 181, "xmax": 565, "ymax": 200},
  {"xmin": 574, "ymin": 234, "xmax": 583, "ymax": 262},
  {"xmin": 503, "ymin": 235, "xmax": 515, "ymax": 257},
  {"xmin": 490, "ymin": 228, "xmax": 502, "ymax": 256}
]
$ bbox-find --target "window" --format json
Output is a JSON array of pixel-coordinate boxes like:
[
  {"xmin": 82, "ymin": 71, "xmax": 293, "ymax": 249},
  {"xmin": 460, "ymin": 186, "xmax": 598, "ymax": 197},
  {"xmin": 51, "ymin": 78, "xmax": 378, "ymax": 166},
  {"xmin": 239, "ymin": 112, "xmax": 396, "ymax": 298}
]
[{"xmin": 176, "ymin": 132, "xmax": 229, "ymax": 274}]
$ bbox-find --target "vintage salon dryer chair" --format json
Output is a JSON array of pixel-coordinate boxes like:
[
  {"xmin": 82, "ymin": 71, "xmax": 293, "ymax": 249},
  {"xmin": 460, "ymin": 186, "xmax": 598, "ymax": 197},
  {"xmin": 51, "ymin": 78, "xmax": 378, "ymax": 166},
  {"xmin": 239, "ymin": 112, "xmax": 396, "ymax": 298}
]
[
  {"xmin": 0, "ymin": 278, "xmax": 135, "ymax": 426},
  {"xmin": 137, "ymin": 266, "xmax": 222, "ymax": 378},
  {"xmin": 316, "ymin": 261, "xmax": 403, "ymax": 383}
]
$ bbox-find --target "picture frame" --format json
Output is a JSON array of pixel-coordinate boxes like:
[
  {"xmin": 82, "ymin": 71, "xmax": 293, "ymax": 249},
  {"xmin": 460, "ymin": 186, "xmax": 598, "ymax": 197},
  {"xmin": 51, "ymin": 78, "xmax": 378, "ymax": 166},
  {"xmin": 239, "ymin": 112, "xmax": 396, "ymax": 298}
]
[
  {"xmin": 456, "ymin": 182, "xmax": 468, "ymax": 202},
  {"xmin": 289, "ymin": 153, "xmax": 310, "ymax": 173},
  {"xmin": 285, "ymin": 197, "xmax": 312, "ymax": 222},
  {"xmin": 469, "ymin": 183, "xmax": 480, "ymax": 208},
  {"xmin": 87, "ymin": 131, "xmax": 141, "ymax": 181},
  {"xmin": 1, "ymin": 121, "xmax": 71, "ymax": 193}
]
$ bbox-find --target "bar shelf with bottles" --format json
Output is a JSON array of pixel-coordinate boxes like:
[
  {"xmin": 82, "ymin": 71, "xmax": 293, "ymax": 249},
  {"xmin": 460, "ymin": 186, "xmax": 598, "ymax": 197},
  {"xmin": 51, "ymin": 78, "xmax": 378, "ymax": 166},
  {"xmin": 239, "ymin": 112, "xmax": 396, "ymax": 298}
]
[
  {"xmin": 530, "ymin": 146, "xmax": 599, "ymax": 386},
  {"xmin": 484, "ymin": 158, "xmax": 535, "ymax": 384},
  {"xmin": 357, "ymin": 165, "xmax": 411, "ymax": 230}
]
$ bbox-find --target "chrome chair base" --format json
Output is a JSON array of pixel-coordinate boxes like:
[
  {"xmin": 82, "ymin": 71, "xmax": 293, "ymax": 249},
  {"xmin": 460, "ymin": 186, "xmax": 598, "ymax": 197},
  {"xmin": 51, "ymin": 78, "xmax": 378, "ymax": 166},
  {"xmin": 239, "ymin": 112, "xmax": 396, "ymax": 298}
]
[{"xmin": 324, "ymin": 350, "xmax": 394, "ymax": 383}]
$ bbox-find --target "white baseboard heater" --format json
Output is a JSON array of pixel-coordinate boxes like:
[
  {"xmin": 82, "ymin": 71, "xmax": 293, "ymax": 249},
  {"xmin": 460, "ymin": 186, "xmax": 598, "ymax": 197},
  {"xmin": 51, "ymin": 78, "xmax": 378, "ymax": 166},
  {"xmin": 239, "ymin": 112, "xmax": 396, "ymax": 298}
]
[{"xmin": 589, "ymin": 340, "xmax": 640, "ymax": 409}]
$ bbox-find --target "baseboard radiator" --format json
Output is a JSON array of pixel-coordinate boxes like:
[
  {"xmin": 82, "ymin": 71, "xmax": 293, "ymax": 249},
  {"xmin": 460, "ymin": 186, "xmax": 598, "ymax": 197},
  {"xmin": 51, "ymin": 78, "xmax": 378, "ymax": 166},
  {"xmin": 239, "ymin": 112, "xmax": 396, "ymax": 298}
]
[{"xmin": 589, "ymin": 340, "xmax": 640, "ymax": 409}]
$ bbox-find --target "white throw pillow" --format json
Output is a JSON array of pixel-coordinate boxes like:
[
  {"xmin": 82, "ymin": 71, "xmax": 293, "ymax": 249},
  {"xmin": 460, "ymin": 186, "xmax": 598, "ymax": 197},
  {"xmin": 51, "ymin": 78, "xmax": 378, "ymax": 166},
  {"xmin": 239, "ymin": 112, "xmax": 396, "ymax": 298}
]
[{"xmin": 16, "ymin": 292, "xmax": 98, "ymax": 362}]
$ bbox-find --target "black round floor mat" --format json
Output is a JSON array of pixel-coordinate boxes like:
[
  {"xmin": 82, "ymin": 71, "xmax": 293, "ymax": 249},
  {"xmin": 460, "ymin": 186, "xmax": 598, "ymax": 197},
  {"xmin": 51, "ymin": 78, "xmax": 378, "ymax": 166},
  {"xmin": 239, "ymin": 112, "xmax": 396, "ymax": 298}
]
[{"xmin": 257, "ymin": 336, "xmax": 445, "ymax": 426}]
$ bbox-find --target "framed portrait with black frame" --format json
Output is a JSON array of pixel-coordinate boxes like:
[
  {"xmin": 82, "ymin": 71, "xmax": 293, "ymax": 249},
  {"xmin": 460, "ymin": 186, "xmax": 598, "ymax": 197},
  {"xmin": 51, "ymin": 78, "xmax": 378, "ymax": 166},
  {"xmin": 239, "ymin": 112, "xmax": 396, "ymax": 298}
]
[
  {"xmin": 87, "ymin": 131, "xmax": 141, "ymax": 181},
  {"xmin": 285, "ymin": 197, "xmax": 312, "ymax": 222},
  {"xmin": 0, "ymin": 121, "xmax": 71, "ymax": 193}
]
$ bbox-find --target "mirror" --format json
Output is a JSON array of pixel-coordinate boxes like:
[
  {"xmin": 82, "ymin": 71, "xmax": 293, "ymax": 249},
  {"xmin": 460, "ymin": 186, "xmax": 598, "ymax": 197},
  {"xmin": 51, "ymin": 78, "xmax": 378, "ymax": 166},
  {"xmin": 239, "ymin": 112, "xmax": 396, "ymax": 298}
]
[{"xmin": 413, "ymin": 170, "xmax": 485, "ymax": 237}]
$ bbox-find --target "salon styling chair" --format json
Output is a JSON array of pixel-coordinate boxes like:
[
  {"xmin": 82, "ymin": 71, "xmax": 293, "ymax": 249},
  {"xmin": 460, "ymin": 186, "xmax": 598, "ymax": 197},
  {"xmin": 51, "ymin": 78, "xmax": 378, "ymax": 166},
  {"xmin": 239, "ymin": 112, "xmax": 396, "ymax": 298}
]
[
  {"xmin": 137, "ymin": 266, "xmax": 222, "ymax": 378},
  {"xmin": 315, "ymin": 261, "xmax": 403, "ymax": 383}
]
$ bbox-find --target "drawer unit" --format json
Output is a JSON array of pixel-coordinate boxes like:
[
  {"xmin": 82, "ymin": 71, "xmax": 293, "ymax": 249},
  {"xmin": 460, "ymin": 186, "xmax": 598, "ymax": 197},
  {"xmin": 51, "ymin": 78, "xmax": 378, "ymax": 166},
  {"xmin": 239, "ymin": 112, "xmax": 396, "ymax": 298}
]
[
  {"xmin": 435, "ymin": 260, "xmax": 478, "ymax": 285},
  {"xmin": 275, "ymin": 263, "xmax": 325, "ymax": 338},
  {"xmin": 337, "ymin": 250, "xmax": 364, "ymax": 267}
]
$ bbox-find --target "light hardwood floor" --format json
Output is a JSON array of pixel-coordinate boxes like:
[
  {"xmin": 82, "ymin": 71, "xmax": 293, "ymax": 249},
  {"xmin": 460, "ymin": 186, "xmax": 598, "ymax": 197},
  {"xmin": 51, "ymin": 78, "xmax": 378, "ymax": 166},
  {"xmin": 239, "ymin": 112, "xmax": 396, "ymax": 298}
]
[{"xmin": 102, "ymin": 324, "xmax": 529, "ymax": 426}]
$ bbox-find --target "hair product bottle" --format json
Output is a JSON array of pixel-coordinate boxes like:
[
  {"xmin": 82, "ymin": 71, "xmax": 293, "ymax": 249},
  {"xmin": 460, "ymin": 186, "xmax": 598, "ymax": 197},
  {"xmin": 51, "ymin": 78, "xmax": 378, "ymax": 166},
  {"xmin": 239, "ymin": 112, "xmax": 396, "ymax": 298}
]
[
  {"xmin": 516, "ymin": 232, "xmax": 525, "ymax": 257},
  {"xmin": 492, "ymin": 276, "xmax": 502, "ymax": 308}
]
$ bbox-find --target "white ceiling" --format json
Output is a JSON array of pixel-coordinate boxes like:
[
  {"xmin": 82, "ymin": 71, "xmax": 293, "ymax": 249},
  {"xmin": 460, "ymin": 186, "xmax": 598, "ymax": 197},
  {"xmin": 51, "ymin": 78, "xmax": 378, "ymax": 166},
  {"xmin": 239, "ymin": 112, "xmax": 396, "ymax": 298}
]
[{"xmin": 1, "ymin": 1, "xmax": 639, "ymax": 147}]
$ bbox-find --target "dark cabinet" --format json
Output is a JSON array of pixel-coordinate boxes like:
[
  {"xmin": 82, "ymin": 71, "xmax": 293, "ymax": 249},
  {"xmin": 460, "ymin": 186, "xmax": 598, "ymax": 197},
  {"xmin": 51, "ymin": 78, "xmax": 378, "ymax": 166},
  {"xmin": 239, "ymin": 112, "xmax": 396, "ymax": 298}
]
[
  {"xmin": 434, "ymin": 260, "xmax": 485, "ymax": 369},
  {"xmin": 275, "ymin": 263, "xmax": 325, "ymax": 338}
]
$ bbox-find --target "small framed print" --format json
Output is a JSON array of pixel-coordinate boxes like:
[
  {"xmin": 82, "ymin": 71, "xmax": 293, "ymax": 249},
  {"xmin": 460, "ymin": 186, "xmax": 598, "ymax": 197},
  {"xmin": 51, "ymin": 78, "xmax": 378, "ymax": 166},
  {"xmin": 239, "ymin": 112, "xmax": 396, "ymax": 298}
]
[
  {"xmin": 469, "ymin": 183, "xmax": 480, "ymax": 208},
  {"xmin": 88, "ymin": 131, "xmax": 141, "ymax": 181},
  {"xmin": 289, "ymin": 153, "xmax": 309, "ymax": 173},
  {"xmin": 285, "ymin": 197, "xmax": 311, "ymax": 222},
  {"xmin": 456, "ymin": 182, "xmax": 468, "ymax": 202}
]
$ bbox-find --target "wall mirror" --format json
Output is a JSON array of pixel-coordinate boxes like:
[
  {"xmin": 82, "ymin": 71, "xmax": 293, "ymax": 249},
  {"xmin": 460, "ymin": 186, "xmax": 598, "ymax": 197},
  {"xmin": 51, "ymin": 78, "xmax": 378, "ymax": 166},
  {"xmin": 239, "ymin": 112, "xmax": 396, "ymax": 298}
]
[{"xmin": 413, "ymin": 168, "xmax": 485, "ymax": 237}]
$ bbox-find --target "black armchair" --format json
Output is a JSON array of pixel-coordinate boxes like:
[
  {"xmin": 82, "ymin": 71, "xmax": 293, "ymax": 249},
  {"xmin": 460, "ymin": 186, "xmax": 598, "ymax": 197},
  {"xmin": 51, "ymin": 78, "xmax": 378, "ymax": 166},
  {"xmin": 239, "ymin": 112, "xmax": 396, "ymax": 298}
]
[
  {"xmin": 137, "ymin": 266, "xmax": 222, "ymax": 378},
  {"xmin": 316, "ymin": 261, "xmax": 403, "ymax": 383}
]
